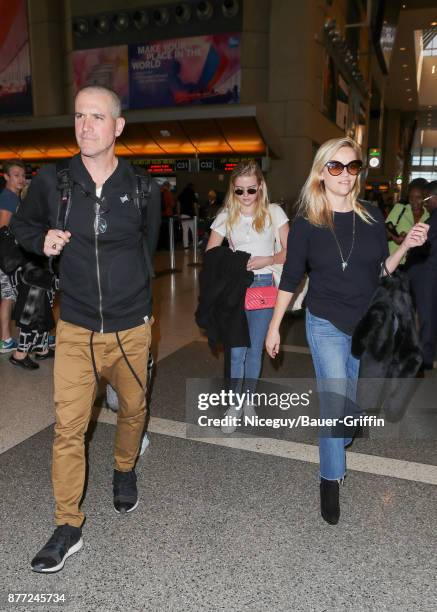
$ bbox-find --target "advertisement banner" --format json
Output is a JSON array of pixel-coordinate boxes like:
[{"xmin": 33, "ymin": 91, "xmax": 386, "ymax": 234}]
[
  {"xmin": 73, "ymin": 45, "xmax": 129, "ymax": 109},
  {"xmin": 0, "ymin": 0, "xmax": 32, "ymax": 116},
  {"xmin": 128, "ymin": 33, "xmax": 241, "ymax": 108}
]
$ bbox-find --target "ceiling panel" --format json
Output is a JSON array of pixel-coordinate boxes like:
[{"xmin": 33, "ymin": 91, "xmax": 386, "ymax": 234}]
[{"xmin": 0, "ymin": 114, "xmax": 271, "ymax": 160}]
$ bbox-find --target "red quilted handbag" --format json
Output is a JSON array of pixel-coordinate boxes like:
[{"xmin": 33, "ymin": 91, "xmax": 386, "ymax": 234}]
[{"xmin": 245, "ymin": 285, "xmax": 278, "ymax": 310}]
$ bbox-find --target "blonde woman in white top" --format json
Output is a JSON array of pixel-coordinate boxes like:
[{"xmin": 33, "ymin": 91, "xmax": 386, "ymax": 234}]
[{"xmin": 206, "ymin": 161, "xmax": 289, "ymax": 427}]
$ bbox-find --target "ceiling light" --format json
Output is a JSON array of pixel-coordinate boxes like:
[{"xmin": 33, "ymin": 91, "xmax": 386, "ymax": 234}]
[
  {"xmin": 152, "ymin": 8, "xmax": 170, "ymax": 26},
  {"xmin": 404, "ymin": 77, "xmax": 410, "ymax": 81},
  {"xmin": 406, "ymin": 88, "xmax": 412, "ymax": 92},
  {"xmin": 132, "ymin": 10, "xmax": 149, "ymax": 29},
  {"xmin": 94, "ymin": 15, "xmax": 111, "ymax": 34},
  {"xmin": 400, "ymin": 47, "xmax": 407, "ymax": 51},
  {"xmin": 222, "ymin": 0, "xmax": 240, "ymax": 18},
  {"xmin": 431, "ymin": 22, "xmax": 437, "ymax": 26},
  {"xmin": 408, "ymin": 97, "xmax": 413, "ymax": 102},
  {"xmin": 113, "ymin": 12, "xmax": 130, "ymax": 31},
  {"xmin": 175, "ymin": 3, "xmax": 191, "ymax": 23},
  {"xmin": 402, "ymin": 64, "xmax": 408, "ymax": 68},
  {"xmin": 432, "ymin": 65, "xmax": 436, "ymax": 74},
  {"xmin": 73, "ymin": 18, "xmax": 89, "ymax": 37},
  {"xmin": 196, "ymin": 1, "xmax": 213, "ymax": 20}
]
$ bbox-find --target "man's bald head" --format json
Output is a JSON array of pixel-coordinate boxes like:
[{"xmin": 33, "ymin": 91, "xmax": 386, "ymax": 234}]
[{"xmin": 75, "ymin": 86, "xmax": 122, "ymax": 119}]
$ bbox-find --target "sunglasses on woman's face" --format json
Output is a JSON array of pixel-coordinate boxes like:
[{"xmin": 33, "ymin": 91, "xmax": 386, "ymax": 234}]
[
  {"xmin": 325, "ymin": 160, "xmax": 363, "ymax": 176},
  {"xmin": 234, "ymin": 186, "xmax": 258, "ymax": 196}
]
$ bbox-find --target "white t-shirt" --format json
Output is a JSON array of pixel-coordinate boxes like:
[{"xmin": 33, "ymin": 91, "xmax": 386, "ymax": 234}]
[{"xmin": 211, "ymin": 204, "xmax": 288, "ymax": 274}]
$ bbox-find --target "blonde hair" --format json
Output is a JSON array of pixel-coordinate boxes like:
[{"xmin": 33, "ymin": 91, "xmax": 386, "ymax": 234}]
[
  {"xmin": 297, "ymin": 136, "xmax": 373, "ymax": 227},
  {"xmin": 224, "ymin": 161, "xmax": 270, "ymax": 233}
]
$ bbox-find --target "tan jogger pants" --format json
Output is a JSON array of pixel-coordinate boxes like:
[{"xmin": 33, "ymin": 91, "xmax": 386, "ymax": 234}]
[{"xmin": 52, "ymin": 319, "xmax": 151, "ymax": 527}]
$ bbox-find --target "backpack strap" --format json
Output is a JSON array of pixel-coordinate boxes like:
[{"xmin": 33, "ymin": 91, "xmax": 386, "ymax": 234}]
[
  {"xmin": 130, "ymin": 166, "xmax": 154, "ymax": 279},
  {"xmin": 55, "ymin": 159, "xmax": 73, "ymax": 231},
  {"xmin": 394, "ymin": 205, "xmax": 407, "ymax": 228},
  {"xmin": 131, "ymin": 166, "xmax": 152, "ymax": 219}
]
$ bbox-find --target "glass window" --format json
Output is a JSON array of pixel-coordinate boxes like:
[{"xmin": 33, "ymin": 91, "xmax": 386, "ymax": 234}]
[
  {"xmin": 411, "ymin": 171, "xmax": 437, "ymax": 181},
  {"xmin": 421, "ymin": 156, "xmax": 434, "ymax": 165}
]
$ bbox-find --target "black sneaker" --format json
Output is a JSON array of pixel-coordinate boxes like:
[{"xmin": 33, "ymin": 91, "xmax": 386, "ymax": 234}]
[
  {"xmin": 9, "ymin": 354, "xmax": 39, "ymax": 370},
  {"xmin": 34, "ymin": 348, "xmax": 55, "ymax": 361},
  {"xmin": 113, "ymin": 469, "xmax": 138, "ymax": 514},
  {"xmin": 31, "ymin": 525, "xmax": 83, "ymax": 573}
]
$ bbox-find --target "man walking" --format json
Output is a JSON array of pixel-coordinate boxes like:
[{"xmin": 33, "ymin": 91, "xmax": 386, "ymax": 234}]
[
  {"xmin": 0, "ymin": 160, "xmax": 25, "ymax": 353},
  {"xmin": 11, "ymin": 86, "xmax": 161, "ymax": 573}
]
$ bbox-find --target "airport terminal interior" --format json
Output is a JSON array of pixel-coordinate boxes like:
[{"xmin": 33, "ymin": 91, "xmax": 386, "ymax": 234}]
[{"xmin": 1, "ymin": 0, "xmax": 437, "ymax": 611}]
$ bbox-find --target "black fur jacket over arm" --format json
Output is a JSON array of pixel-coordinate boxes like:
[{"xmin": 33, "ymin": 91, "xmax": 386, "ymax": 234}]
[{"xmin": 351, "ymin": 271, "xmax": 422, "ymax": 421}]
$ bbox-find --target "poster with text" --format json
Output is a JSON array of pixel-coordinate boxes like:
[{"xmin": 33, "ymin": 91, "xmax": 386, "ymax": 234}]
[
  {"xmin": 0, "ymin": 0, "xmax": 32, "ymax": 116},
  {"xmin": 73, "ymin": 45, "xmax": 129, "ymax": 109},
  {"xmin": 129, "ymin": 33, "xmax": 241, "ymax": 109}
]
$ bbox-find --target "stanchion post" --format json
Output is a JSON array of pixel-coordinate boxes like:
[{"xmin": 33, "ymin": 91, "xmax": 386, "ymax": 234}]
[
  {"xmin": 188, "ymin": 215, "xmax": 202, "ymax": 268},
  {"xmin": 193, "ymin": 215, "xmax": 198, "ymax": 264},
  {"xmin": 169, "ymin": 216, "xmax": 175, "ymax": 270}
]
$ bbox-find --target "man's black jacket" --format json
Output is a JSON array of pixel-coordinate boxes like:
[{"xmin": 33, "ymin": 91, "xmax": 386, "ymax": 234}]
[
  {"xmin": 11, "ymin": 155, "xmax": 161, "ymax": 333},
  {"xmin": 195, "ymin": 246, "xmax": 253, "ymax": 348}
]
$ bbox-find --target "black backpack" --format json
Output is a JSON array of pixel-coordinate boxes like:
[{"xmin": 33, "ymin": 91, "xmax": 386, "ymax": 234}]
[{"xmin": 55, "ymin": 160, "xmax": 154, "ymax": 278}]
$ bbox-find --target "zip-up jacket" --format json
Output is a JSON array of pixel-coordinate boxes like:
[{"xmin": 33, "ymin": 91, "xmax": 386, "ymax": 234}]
[{"xmin": 10, "ymin": 155, "xmax": 161, "ymax": 333}]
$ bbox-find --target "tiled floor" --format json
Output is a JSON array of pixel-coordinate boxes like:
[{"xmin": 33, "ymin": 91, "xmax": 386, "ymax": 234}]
[{"xmin": 1, "ymin": 249, "xmax": 436, "ymax": 612}]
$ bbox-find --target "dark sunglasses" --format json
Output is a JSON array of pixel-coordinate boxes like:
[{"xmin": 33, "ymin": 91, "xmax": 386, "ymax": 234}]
[
  {"xmin": 234, "ymin": 187, "xmax": 258, "ymax": 196},
  {"xmin": 325, "ymin": 160, "xmax": 363, "ymax": 176}
]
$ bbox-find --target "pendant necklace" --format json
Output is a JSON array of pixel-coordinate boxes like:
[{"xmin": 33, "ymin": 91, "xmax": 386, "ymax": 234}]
[{"xmin": 330, "ymin": 211, "xmax": 356, "ymax": 271}]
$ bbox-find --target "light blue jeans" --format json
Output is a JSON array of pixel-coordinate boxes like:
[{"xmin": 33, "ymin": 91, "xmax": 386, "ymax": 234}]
[
  {"xmin": 305, "ymin": 309, "xmax": 360, "ymax": 481},
  {"xmin": 230, "ymin": 273, "xmax": 274, "ymax": 393}
]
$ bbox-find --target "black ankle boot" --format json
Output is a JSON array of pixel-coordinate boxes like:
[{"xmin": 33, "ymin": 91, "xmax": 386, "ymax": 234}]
[{"xmin": 320, "ymin": 478, "xmax": 340, "ymax": 525}]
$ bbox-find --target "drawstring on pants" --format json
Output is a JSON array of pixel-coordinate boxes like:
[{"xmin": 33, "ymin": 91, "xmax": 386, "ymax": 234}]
[
  {"xmin": 116, "ymin": 332, "xmax": 144, "ymax": 391},
  {"xmin": 90, "ymin": 332, "xmax": 99, "ymax": 384},
  {"xmin": 88, "ymin": 330, "xmax": 145, "ymax": 390}
]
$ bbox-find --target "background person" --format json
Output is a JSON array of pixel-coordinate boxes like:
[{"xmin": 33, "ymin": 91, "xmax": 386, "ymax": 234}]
[
  {"xmin": 8, "ymin": 255, "xmax": 55, "ymax": 370},
  {"xmin": 0, "ymin": 160, "xmax": 26, "ymax": 353},
  {"xmin": 386, "ymin": 179, "xmax": 429, "ymax": 261},
  {"xmin": 177, "ymin": 182, "xmax": 198, "ymax": 249},
  {"xmin": 406, "ymin": 180, "xmax": 437, "ymax": 373},
  {"xmin": 265, "ymin": 137, "xmax": 428, "ymax": 525}
]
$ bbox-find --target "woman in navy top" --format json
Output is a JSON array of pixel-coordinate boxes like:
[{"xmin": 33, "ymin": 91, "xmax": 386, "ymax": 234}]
[{"xmin": 265, "ymin": 137, "xmax": 428, "ymax": 525}]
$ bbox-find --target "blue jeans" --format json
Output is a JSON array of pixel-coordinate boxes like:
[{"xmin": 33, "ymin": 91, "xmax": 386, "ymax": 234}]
[
  {"xmin": 305, "ymin": 310, "xmax": 360, "ymax": 481},
  {"xmin": 231, "ymin": 274, "xmax": 274, "ymax": 393}
]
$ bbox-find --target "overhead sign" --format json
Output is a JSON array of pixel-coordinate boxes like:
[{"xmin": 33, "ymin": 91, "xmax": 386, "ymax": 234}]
[
  {"xmin": 129, "ymin": 33, "xmax": 241, "ymax": 108},
  {"xmin": 0, "ymin": 0, "xmax": 33, "ymax": 116},
  {"xmin": 127, "ymin": 157, "xmax": 262, "ymax": 173},
  {"xmin": 199, "ymin": 158, "xmax": 263, "ymax": 172},
  {"xmin": 73, "ymin": 33, "xmax": 241, "ymax": 111}
]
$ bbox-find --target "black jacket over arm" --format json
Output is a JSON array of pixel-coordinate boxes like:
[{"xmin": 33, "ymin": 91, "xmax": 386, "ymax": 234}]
[{"xmin": 195, "ymin": 246, "xmax": 253, "ymax": 348}]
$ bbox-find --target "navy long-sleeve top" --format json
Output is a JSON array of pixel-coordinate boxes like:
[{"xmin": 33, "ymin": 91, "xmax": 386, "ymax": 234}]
[{"xmin": 279, "ymin": 204, "xmax": 389, "ymax": 335}]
